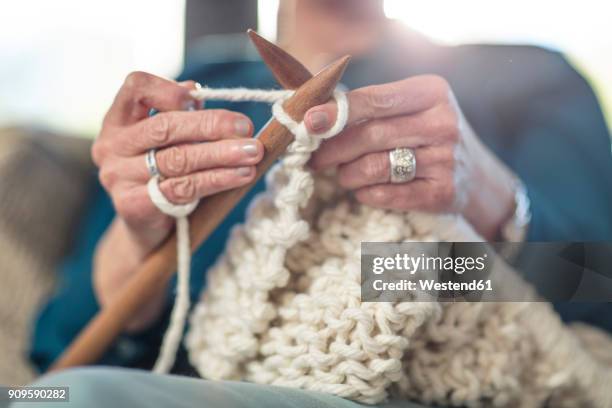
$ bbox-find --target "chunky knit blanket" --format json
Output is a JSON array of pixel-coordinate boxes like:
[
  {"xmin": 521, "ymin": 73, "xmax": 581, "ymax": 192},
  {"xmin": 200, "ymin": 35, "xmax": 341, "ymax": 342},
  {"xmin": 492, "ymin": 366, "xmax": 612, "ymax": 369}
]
[{"xmin": 149, "ymin": 88, "xmax": 612, "ymax": 407}]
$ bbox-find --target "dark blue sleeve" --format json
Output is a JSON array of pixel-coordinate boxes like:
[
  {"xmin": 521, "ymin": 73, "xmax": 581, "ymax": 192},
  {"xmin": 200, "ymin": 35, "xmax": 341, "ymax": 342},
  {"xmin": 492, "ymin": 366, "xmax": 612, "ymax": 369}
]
[
  {"xmin": 499, "ymin": 53, "xmax": 612, "ymax": 329},
  {"xmin": 508, "ymin": 54, "xmax": 612, "ymax": 241}
]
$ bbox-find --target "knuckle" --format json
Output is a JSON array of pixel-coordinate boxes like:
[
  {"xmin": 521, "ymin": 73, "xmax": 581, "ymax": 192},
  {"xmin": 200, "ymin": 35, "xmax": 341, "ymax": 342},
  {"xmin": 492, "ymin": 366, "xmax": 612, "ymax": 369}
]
[
  {"xmin": 124, "ymin": 71, "xmax": 151, "ymax": 90},
  {"xmin": 363, "ymin": 122, "xmax": 379, "ymax": 144},
  {"xmin": 98, "ymin": 167, "xmax": 117, "ymax": 189},
  {"xmin": 367, "ymin": 87, "xmax": 402, "ymax": 111},
  {"xmin": 147, "ymin": 114, "xmax": 171, "ymax": 144},
  {"xmin": 91, "ymin": 141, "xmax": 107, "ymax": 165},
  {"xmin": 161, "ymin": 146, "xmax": 188, "ymax": 176},
  {"xmin": 364, "ymin": 121, "xmax": 389, "ymax": 146},
  {"xmin": 166, "ymin": 177, "xmax": 196, "ymax": 202},
  {"xmin": 206, "ymin": 170, "xmax": 226, "ymax": 191},
  {"xmin": 362, "ymin": 154, "xmax": 388, "ymax": 181},
  {"xmin": 426, "ymin": 75, "xmax": 451, "ymax": 100},
  {"xmin": 198, "ymin": 111, "xmax": 220, "ymax": 138}
]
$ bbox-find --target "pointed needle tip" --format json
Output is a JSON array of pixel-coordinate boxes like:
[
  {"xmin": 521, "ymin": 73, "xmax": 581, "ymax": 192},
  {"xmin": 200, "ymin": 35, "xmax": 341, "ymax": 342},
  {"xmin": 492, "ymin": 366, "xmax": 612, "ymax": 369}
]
[{"xmin": 316, "ymin": 54, "xmax": 352, "ymax": 85}]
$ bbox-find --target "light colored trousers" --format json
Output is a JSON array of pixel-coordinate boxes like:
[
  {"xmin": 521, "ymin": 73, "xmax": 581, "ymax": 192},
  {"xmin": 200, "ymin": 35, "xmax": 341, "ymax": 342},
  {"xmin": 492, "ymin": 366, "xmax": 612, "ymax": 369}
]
[{"xmin": 9, "ymin": 367, "xmax": 430, "ymax": 408}]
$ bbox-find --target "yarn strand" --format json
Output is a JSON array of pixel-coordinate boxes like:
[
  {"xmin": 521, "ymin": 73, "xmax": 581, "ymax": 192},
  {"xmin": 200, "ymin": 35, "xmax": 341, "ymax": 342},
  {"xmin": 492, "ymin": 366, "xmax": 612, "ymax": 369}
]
[
  {"xmin": 191, "ymin": 87, "xmax": 293, "ymax": 104},
  {"xmin": 147, "ymin": 175, "xmax": 198, "ymax": 373}
]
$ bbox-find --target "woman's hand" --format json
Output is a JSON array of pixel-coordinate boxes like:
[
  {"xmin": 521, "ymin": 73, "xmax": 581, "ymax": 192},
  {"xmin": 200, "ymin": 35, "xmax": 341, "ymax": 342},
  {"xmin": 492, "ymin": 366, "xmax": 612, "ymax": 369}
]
[
  {"xmin": 305, "ymin": 75, "xmax": 517, "ymax": 240},
  {"xmin": 93, "ymin": 72, "xmax": 263, "ymax": 249},
  {"xmin": 91, "ymin": 72, "xmax": 263, "ymax": 329}
]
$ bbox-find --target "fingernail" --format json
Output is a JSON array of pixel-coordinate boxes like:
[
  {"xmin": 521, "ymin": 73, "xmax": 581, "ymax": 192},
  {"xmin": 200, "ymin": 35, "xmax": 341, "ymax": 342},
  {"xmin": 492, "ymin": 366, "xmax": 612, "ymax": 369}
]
[
  {"xmin": 235, "ymin": 119, "xmax": 251, "ymax": 136},
  {"xmin": 236, "ymin": 167, "xmax": 253, "ymax": 177},
  {"xmin": 242, "ymin": 142, "xmax": 259, "ymax": 157},
  {"xmin": 178, "ymin": 80, "xmax": 202, "ymax": 89},
  {"xmin": 307, "ymin": 110, "xmax": 330, "ymax": 132}
]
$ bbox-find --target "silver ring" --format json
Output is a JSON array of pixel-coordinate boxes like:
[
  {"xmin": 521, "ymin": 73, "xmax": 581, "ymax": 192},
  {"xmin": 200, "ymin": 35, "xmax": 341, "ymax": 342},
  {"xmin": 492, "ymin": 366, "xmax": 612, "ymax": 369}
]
[
  {"xmin": 146, "ymin": 149, "xmax": 161, "ymax": 178},
  {"xmin": 389, "ymin": 147, "xmax": 416, "ymax": 184}
]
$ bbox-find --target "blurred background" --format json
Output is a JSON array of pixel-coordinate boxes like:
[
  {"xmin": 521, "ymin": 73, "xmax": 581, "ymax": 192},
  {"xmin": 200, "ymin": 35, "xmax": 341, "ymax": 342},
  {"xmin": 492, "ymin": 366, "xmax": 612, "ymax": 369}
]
[
  {"xmin": 0, "ymin": 0, "xmax": 610, "ymax": 137},
  {"xmin": 0, "ymin": 0, "xmax": 610, "ymax": 389}
]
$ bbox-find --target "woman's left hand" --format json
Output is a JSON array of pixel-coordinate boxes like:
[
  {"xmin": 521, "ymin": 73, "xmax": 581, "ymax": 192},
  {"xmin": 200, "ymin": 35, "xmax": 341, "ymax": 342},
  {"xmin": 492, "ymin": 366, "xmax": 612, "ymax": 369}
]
[{"xmin": 305, "ymin": 75, "xmax": 517, "ymax": 240}]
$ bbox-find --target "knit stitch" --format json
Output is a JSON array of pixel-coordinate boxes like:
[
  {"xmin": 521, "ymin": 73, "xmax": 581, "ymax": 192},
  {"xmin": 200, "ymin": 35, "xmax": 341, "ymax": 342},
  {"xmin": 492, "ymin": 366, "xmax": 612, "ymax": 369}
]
[{"xmin": 149, "ymin": 87, "xmax": 612, "ymax": 407}]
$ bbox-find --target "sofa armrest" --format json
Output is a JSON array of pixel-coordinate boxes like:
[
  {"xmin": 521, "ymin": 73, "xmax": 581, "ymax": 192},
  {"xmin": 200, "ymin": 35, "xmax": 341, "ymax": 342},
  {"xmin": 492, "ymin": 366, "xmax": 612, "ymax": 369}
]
[{"xmin": 0, "ymin": 127, "xmax": 94, "ymax": 385}]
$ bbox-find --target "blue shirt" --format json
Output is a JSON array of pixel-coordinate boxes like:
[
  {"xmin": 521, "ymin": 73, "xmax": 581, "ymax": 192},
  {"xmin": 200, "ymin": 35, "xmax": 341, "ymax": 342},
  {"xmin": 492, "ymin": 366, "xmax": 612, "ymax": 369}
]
[{"xmin": 31, "ymin": 33, "xmax": 612, "ymax": 373}]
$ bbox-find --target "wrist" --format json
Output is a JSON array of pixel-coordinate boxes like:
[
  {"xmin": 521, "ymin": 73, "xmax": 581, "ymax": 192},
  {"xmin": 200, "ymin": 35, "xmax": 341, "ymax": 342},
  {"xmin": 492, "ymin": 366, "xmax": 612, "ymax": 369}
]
[
  {"xmin": 93, "ymin": 218, "xmax": 169, "ymax": 331},
  {"xmin": 94, "ymin": 220, "xmax": 146, "ymax": 303},
  {"xmin": 462, "ymin": 163, "xmax": 517, "ymax": 241}
]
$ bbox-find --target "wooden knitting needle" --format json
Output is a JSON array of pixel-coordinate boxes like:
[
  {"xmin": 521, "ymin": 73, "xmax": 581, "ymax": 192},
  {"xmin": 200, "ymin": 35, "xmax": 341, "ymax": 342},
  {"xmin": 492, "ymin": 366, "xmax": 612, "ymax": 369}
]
[
  {"xmin": 247, "ymin": 29, "xmax": 312, "ymax": 89},
  {"xmin": 49, "ymin": 32, "xmax": 350, "ymax": 372}
]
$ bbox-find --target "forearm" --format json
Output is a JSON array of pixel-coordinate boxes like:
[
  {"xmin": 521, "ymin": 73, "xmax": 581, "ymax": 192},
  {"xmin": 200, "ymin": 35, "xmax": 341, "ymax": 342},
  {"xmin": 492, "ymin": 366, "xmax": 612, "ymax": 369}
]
[{"xmin": 93, "ymin": 217, "xmax": 169, "ymax": 332}]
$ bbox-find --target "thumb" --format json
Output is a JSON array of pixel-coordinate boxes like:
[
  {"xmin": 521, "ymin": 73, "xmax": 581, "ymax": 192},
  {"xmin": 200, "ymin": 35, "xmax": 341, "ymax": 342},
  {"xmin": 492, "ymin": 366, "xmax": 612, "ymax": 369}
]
[{"xmin": 304, "ymin": 102, "xmax": 338, "ymax": 134}]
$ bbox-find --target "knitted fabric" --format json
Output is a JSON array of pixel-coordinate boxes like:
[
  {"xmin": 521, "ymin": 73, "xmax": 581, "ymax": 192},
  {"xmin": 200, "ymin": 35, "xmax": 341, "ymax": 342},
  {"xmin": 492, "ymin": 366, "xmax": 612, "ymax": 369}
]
[
  {"xmin": 148, "ymin": 87, "xmax": 348, "ymax": 374},
  {"xmin": 150, "ymin": 87, "xmax": 612, "ymax": 407}
]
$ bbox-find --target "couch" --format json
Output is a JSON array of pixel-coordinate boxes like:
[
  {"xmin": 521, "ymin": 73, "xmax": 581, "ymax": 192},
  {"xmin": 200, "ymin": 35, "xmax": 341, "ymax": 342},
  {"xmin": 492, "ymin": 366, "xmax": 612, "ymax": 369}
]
[{"xmin": 0, "ymin": 127, "xmax": 93, "ymax": 385}]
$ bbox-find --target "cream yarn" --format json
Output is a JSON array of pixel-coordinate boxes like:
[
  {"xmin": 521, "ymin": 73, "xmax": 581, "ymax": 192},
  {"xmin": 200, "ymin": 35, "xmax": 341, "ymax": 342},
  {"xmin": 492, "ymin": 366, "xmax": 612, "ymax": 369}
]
[
  {"xmin": 147, "ymin": 174, "xmax": 198, "ymax": 373},
  {"xmin": 150, "ymin": 87, "xmax": 612, "ymax": 407}
]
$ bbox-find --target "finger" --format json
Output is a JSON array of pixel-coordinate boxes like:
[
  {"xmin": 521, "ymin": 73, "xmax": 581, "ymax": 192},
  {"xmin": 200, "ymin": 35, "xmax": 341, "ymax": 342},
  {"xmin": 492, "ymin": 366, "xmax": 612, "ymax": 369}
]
[
  {"xmin": 158, "ymin": 166, "xmax": 256, "ymax": 205},
  {"xmin": 309, "ymin": 105, "xmax": 458, "ymax": 171},
  {"xmin": 155, "ymin": 139, "xmax": 263, "ymax": 178},
  {"xmin": 116, "ymin": 139, "xmax": 263, "ymax": 182},
  {"xmin": 105, "ymin": 72, "xmax": 201, "ymax": 126},
  {"xmin": 116, "ymin": 109, "xmax": 253, "ymax": 155},
  {"xmin": 304, "ymin": 74, "xmax": 451, "ymax": 133},
  {"xmin": 354, "ymin": 180, "xmax": 439, "ymax": 211},
  {"xmin": 337, "ymin": 147, "xmax": 452, "ymax": 189}
]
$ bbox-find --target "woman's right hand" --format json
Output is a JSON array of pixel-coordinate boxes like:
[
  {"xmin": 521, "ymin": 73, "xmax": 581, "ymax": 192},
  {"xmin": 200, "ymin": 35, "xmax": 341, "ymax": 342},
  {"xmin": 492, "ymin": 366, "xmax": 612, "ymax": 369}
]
[{"xmin": 91, "ymin": 72, "xmax": 263, "ymax": 328}]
